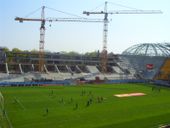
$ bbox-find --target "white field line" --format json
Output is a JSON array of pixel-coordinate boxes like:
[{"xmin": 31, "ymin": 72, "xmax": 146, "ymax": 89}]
[
  {"xmin": 4, "ymin": 111, "xmax": 13, "ymax": 128},
  {"xmin": 14, "ymin": 97, "xmax": 26, "ymax": 110},
  {"xmin": 0, "ymin": 91, "xmax": 13, "ymax": 128}
]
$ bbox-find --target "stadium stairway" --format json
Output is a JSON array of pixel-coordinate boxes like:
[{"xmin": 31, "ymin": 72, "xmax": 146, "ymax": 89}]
[
  {"xmin": 118, "ymin": 56, "xmax": 136, "ymax": 75},
  {"xmin": 112, "ymin": 66, "xmax": 124, "ymax": 74},
  {"xmin": 86, "ymin": 65, "xmax": 100, "ymax": 74}
]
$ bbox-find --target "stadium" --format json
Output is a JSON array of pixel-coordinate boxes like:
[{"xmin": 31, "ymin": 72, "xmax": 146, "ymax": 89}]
[
  {"xmin": 1, "ymin": 2, "xmax": 170, "ymax": 127},
  {"xmin": 0, "ymin": 43, "xmax": 170, "ymax": 85},
  {"xmin": 1, "ymin": 43, "xmax": 170, "ymax": 128}
]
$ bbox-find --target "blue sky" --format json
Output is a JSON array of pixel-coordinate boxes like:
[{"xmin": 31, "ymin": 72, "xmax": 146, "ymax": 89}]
[{"xmin": 0, "ymin": 0, "xmax": 170, "ymax": 54}]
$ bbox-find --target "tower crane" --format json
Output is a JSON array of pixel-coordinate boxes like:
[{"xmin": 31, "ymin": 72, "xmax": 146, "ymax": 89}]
[
  {"xmin": 83, "ymin": 1, "xmax": 162, "ymax": 73},
  {"xmin": 15, "ymin": 6, "xmax": 103, "ymax": 72}
]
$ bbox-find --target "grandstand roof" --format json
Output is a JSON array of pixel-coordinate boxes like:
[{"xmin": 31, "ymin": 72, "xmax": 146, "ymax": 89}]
[{"xmin": 122, "ymin": 43, "xmax": 170, "ymax": 57}]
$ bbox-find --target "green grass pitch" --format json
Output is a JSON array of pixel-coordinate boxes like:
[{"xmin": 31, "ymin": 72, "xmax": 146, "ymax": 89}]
[{"xmin": 1, "ymin": 83, "xmax": 170, "ymax": 128}]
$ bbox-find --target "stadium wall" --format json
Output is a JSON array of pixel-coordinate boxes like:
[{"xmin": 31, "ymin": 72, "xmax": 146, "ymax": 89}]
[{"xmin": 0, "ymin": 80, "xmax": 72, "ymax": 86}]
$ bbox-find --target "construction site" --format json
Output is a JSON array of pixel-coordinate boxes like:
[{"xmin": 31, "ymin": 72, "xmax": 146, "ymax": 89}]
[
  {"xmin": 0, "ymin": 42, "xmax": 170, "ymax": 85},
  {"xmin": 0, "ymin": 2, "xmax": 169, "ymax": 86}
]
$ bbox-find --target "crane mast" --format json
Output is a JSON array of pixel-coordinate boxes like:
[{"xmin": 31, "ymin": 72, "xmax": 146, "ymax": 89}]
[
  {"xmin": 83, "ymin": 1, "xmax": 162, "ymax": 73},
  {"xmin": 102, "ymin": 2, "xmax": 108, "ymax": 73},
  {"xmin": 39, "ymin": 6, "xmax": 45, "ymax": 72},
  {"xmin": 83, "ymin": 2, "xmax": 109, "ymax": 73}
]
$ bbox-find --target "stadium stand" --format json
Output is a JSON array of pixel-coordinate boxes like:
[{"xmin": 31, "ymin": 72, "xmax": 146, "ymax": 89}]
[
  {"xmin": 78, "ymin": 65, "xmax": 90, "ymax": 73},
  {"xmin": 1, "ymin": 43, "xmax": 170, "ymax": 85},
  {"xmin": 154, "ymin": 58, "xmax": 170, "ymax": 81},
  {"xmin": 86, "ymin": 65, "xmax": 100, "ymax": 73},
  {"xmin": 121, "ymin": 55, "xmax": 166, "ymax": 80},
  {"xmin": 0, "ymin": 73, "xmax": 9, "ymax": 80},
  {"xmin": 112, "ymin": 66, "xmax": 124, "ymax": 74}
]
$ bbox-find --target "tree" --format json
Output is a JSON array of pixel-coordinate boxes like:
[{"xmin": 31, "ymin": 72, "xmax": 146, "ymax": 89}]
[
  {"xmin": 30, "ymin": 49, "xmax": 38, "ymax": 53},
  {"xmin": 2, "ymin": 47, "xmax": 9, "ymax": 52},
  {"xmin": 67, "ymin": 51, "xmax": 80, "ymax": 56},
  {"xmin": 60, "ymin": 51, "xmax": 80, "ymax": 56},
  {"xmin": 12, "ymin": 48, "xmax": 22, "ymax": 53},
  {"xmin": 84, "ymin": 50, "xmax": 99, "ymax": 57}
]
